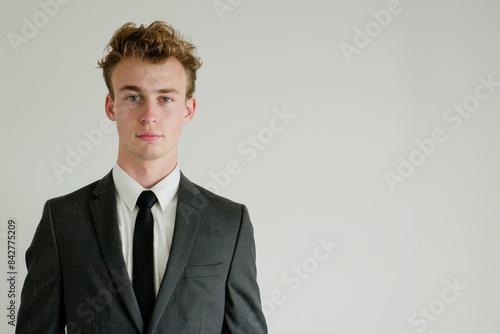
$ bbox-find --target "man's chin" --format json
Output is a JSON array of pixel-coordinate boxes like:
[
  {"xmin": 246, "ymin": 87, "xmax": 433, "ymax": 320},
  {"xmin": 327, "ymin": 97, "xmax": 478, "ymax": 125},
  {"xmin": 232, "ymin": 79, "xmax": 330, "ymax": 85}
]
[
  {"xmin": 136, "ymin": 152, "xmax": 163, "ymax": 161},
  {"xmin": 128, "ymin": 147, "xmax": 164, "ymax": 161}
]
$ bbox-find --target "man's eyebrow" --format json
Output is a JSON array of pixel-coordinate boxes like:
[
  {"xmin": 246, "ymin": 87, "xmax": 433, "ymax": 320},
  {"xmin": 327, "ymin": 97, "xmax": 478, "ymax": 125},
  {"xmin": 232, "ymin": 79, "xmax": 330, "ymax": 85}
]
[
  {"xmin": 119, "ymin": 85, "xmax": 142, "ymax": 92},
  {"xmin": 118, "ymin": 85, "xmax": 181, "ymax": 94},
  {"xmin": 157, "ymin": 88, "xmax": 181, "ymax": 94}
]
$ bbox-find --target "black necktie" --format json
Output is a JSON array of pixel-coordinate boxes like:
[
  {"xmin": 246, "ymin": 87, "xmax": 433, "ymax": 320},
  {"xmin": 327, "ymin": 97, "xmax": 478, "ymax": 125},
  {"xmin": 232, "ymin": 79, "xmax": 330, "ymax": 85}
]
[{"xmin": 133, "ymin": 190, "xmax": 157, "ymax": 326}]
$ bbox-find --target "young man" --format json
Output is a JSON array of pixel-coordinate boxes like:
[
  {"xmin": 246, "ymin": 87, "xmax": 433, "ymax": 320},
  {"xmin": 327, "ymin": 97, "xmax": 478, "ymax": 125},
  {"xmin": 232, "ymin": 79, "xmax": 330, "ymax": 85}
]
[{"xmin": 16, "ymin": 21, "xmax": 267, "ymax": 334}]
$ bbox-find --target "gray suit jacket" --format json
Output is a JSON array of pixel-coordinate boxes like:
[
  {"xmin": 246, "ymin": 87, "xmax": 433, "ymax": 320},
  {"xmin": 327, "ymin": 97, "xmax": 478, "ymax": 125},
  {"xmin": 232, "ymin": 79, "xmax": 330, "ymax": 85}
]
[{"xmin": 16, "ymin": 171, "xmax": 267, "ymax": 333}]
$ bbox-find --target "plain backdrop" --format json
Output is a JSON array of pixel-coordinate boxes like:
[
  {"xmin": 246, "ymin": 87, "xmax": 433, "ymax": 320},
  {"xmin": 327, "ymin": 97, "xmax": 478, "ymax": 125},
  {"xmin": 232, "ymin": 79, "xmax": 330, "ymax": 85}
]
[{"xmin": 1, "ymin": 0, "xmax": 500, "ymax": 333}]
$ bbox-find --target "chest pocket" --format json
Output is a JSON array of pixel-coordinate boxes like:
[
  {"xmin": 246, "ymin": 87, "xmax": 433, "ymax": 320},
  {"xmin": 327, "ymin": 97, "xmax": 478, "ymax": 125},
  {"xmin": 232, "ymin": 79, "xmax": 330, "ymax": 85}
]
[{"xmin": 185, "ymin": 263, "xmax": 225, "ymax": 278}]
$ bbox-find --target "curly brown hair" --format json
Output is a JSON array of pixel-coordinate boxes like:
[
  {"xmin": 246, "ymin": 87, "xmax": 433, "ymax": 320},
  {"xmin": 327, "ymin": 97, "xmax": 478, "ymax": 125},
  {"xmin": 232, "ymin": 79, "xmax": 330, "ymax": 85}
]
[{"xmin": 98, "ymin": 21, "xmax": 202, "ymax": 99}]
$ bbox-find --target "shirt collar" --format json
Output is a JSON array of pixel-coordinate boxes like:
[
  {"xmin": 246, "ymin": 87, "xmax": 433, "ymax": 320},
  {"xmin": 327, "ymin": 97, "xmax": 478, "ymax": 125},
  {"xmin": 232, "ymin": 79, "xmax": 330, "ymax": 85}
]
[{"xmin": 112, "ymin": 162, "xmax": 180, "ymax": 213}]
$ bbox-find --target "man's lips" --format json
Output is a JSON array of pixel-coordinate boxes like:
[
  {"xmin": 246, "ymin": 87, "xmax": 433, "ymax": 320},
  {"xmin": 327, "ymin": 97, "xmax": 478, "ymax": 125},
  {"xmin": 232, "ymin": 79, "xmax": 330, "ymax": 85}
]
[{"xmin": 137, "ymin": 132, "xmax": 161, "ymax": 141}]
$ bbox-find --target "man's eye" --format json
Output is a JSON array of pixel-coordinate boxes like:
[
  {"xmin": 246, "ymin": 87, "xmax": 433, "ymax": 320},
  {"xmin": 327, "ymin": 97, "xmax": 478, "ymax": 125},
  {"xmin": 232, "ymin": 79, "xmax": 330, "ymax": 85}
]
[
  {"xmin": 160, "ymin": 97, "xmax": 172, "ymax": 103},
  {"xmin": 127, "ymin": 95, "xmax": 140, "ymax": 102}
]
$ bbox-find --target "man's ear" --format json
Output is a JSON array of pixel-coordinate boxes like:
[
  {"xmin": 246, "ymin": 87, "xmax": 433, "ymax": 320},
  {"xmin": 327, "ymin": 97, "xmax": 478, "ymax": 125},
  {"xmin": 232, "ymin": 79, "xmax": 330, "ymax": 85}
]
[
  {"xmin": 105, "ymin": 94, "xmax": 116, "ymax": 121},
  {"xmin": 183, "ymin": 97, "xmax": 196, "ymax": 124}
]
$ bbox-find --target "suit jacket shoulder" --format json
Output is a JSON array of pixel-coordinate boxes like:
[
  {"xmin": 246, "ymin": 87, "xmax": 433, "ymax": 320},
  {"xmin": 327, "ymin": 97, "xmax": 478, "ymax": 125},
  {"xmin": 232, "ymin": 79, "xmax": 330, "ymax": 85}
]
[{"xmin": 49, "ymin": 170, "xmax": 114, "ymax": 208}]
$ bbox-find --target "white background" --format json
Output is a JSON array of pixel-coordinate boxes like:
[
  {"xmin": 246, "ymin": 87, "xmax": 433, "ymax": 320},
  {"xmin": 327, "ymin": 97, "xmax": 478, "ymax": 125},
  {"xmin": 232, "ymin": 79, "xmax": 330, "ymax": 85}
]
[{"xmin": 1, "ymin": 0, "xmax": 500, "ymax": 333}]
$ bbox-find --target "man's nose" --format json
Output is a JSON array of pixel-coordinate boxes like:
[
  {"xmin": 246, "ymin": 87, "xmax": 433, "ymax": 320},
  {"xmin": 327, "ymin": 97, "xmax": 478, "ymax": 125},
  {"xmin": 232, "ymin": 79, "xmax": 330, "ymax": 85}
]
[{"xmin": 140, "ymin": 100, "xmax": 158, "ymax": 124}]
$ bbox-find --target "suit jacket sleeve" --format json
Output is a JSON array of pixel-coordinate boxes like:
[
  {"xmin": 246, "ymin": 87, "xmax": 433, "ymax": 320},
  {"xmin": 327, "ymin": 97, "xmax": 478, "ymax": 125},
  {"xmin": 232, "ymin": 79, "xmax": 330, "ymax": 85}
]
[
  {"xmin": 223, "ymin": 205, "xmax": 267, "ymax": 333},
  {"xmin": 16, "ymin": 200, "xmax": 66, "ymax": 334}
]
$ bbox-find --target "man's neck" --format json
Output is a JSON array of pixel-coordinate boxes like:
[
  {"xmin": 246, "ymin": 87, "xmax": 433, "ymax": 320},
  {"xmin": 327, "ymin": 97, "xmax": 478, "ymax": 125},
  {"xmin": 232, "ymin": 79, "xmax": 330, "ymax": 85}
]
[{"xmin": 117, "ymin": 158, "xmax": 177, "ymax": 189}]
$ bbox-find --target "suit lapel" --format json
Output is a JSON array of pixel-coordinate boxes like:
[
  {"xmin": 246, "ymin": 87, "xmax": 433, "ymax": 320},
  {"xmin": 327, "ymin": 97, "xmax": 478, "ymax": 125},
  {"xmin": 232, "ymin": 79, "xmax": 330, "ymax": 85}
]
[
  {"xmin": 147, "ymin": 173, "xmax": 205, "ymax": 334},
  {"xmin": 89, "ymin": 171, "xmax": 145, "ymax": 333}
]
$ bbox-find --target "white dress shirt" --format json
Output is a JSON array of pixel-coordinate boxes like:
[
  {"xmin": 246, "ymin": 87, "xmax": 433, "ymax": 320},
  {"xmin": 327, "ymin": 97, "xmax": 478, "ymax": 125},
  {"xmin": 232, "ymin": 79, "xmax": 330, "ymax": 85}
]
[{"xmin": 112, "ymin": 163, "xmax": 179, "ymax": 296}]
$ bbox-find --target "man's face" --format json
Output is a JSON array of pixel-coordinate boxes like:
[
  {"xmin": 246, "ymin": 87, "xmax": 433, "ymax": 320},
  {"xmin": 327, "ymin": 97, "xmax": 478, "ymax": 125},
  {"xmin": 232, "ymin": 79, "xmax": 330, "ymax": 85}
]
[{"xmin": 105, "ymin": 57, "xmax": 195, "ymax": 166}]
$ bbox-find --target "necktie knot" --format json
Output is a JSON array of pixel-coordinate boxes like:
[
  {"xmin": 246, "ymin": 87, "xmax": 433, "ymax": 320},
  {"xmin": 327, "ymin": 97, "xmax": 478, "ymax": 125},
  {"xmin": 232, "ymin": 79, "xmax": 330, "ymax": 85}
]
[{"xmin": 137, "ymin": 191, "xmax": 157, "ymax": 209}]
